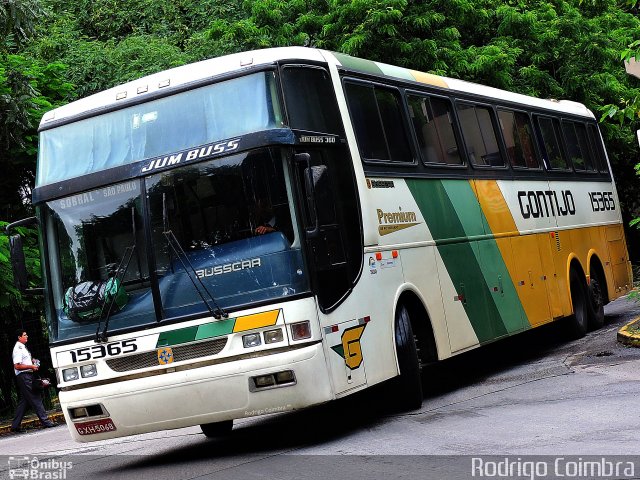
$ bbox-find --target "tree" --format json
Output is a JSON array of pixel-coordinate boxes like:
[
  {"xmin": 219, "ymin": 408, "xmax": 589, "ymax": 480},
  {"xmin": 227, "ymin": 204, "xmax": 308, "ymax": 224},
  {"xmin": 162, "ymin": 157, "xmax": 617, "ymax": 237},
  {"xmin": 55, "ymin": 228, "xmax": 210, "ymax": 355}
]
[
  {"xmin": 0, "ymin": 0, "xmax": 69, "ymax": 417},
  {"xmin": 195, "ymin": 0, "xmax": 640, "ymax": 258}
]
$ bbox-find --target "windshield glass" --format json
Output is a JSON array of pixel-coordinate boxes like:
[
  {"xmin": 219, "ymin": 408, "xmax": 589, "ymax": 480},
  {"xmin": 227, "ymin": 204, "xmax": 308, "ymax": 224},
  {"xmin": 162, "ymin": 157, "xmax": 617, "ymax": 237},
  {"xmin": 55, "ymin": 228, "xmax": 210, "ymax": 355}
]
[
  {"xmin": 37, "ymin": 71, "xmax": 283, "ymax": 186},
  {"xmin": 45, "ymin": 180, "xmax": 154, "ymax": 341},
  {"xmin": 147, "ymin": 148, "xmax": 307, "ymax": 319},
  {"xmin": 44, "ymin": 148, "xmax": 309, "ymax": 341}
]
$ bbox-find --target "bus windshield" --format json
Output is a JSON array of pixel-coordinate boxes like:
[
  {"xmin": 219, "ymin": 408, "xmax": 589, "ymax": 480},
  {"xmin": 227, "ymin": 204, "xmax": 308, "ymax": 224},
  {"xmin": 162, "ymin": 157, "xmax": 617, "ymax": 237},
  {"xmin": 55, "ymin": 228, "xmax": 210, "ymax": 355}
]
[
  {"xmin": 37, "ymin": 71, "xmax": 283, "ymax": 186},
  {"xmin": 44, "ymin": 147, "xmax": 308, "ymax": 341}
]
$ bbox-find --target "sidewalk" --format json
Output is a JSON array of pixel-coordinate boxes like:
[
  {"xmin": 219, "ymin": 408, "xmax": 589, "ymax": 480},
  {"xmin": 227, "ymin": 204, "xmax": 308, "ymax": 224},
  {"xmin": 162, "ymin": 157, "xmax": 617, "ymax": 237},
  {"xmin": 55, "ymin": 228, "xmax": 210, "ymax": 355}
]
[
  {"xmin": 617, "ymin": 316, "xmax": 640, "ymax": 347},
  {"xmin": 0, "ymin": 409, "xmax": 65, "ymax": 435}
]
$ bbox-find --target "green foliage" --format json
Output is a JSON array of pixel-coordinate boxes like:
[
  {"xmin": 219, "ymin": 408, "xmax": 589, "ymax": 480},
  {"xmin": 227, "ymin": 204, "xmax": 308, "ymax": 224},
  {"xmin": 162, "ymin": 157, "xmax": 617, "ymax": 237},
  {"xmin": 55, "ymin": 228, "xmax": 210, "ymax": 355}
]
[
  {"xmin": 51, "ymin": 35, "xmax": 188, "ymax": 99},
  {"xmin": 0, "ymin": 0, "xmax": 44, "ymax": 51},
  {"xmin": 0, "ymin": 54, "xmax": 73, "ymax": 218}
]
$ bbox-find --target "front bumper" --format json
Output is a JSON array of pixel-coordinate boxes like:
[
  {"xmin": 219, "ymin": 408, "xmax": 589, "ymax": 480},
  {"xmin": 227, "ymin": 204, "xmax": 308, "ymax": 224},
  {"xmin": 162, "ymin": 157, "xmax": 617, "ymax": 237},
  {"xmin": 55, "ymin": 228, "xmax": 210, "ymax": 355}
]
[{"xmin": 60, "ymin": 342, "xmax": 332, "ymax": 442}]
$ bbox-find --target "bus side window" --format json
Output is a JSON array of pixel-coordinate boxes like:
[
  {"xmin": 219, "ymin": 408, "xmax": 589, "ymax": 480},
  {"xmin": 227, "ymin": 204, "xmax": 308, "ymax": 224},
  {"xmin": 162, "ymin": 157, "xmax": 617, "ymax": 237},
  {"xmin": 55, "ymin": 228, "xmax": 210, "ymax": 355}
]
[
  {"xmin": 407, "ymin": 94, "xmax": 462, "ymax": 166},
  {"xmin": 536, "ymin": 116, "xmax": 568, "ymax": 170},
  {"xmin": 344, "ymin": 81, "xmax": 413, "ymax": 163},
  {"xmin": 562, "ymin": 120, "xmax": 594, "ymax": 171},
  {"xmin": 587, "ymin": 124, "xmax": 609, "ymax": 173},
  {"xmin": 281, "ymin": 66, "xmax": 342, "ymax": 134},
  {"xmin": 457, "ymin": 103, "xmax": 503, "ymax": 167},
  {"xmin": 498, "ymin": 109, "xmax": 540, "ymax": 169}
]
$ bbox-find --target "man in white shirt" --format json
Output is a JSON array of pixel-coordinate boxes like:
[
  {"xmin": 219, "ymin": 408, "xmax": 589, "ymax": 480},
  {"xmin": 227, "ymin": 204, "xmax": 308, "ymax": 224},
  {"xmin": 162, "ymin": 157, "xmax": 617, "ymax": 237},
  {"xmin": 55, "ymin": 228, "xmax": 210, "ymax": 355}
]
[{"xmin": 11, "ymin": 329, "xmax": 56, "ymax": 432}]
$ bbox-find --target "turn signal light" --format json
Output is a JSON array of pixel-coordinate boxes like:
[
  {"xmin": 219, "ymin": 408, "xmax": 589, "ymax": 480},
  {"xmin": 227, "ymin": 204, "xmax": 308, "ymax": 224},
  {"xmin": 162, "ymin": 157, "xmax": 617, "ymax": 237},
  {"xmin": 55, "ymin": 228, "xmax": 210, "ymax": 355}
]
[{"xmin": 290, "ymin": 321, "xmax": 311, "ymax": 340}]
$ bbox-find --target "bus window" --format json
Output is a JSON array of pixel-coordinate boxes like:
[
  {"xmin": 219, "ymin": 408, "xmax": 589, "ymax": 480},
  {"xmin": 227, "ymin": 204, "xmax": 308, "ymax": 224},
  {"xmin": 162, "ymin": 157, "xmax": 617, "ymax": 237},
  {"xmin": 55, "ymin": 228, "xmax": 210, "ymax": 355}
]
[
  {"xmin": 281, "ymin": 67, "xmax": 342, "ymax": 134},
  {"xmin": 562, "ymin": 120, "xmax": 594, "ymax": 171},
  {"xmin": 407, "ymin": 94, "xmax": 462, "ymax": 166},
  {"xmin": 457, "ymin": 103, "xmax": 503, "ymax": 167},
  {"xmin": 536, "ymin": 116, "xmax": 568, "ymax": 170},
  {"xmin": 344, "ymin": 81, "xmax": 413, "ymax": 163},
  {"xmin": 575, "ymin": 123, "xmax": 596, "ymax": 171},
  {"xmin": 587, "ymin": 124, "xmax": 609, "ymax": 173},
  {"xmin": 498, "ymin": 110, "xmax": 540, "ymax": 169}
]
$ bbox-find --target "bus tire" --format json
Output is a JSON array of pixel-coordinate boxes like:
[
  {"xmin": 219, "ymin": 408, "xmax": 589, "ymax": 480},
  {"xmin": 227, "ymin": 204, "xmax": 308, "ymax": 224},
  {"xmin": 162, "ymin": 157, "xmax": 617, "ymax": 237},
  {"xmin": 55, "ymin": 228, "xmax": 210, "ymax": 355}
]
[
  {"xmin": 200, "ymin": 420, "xmax": 233, "ymax": 438},
  {"xmin": 393, "ymin": 304, "xmax": 423, "ymax": 410},
  {"xmin": 566, "ymin": 268, "xmax": 588, "ymax": 339},
  {"xmin": 587, "ymin": 272, "xmax": 605, "ymax": 331}
]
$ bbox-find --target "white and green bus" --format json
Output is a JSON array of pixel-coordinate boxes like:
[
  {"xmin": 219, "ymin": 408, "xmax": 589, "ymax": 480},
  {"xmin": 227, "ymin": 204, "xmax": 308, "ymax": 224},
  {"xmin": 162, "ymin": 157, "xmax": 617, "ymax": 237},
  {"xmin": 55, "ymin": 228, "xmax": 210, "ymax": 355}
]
[{"xmin": 8, "ymin": 47, "xmax": 633, "ymax": 442}]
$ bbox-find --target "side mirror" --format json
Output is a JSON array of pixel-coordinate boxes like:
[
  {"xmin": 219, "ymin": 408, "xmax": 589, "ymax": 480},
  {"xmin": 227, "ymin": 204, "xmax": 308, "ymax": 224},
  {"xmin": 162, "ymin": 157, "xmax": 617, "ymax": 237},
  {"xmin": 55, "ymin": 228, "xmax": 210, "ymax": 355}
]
[
  {"xmin": 9, "ymin": 235, "xmax": 28, "ymax": 291},
  {"xmin": 6, "ymin": 217, "xmax": 43, "ymax": 295}
]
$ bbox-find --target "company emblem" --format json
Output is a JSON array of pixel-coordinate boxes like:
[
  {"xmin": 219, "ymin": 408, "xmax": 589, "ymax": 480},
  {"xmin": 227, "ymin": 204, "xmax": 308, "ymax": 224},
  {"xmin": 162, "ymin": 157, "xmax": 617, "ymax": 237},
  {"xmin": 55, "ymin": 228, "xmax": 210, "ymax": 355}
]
[
  {"xmin": 157, "ymin": 347, "xmax": 174, "ymax": 365},
  {"xmin": 376, "ymin": 208, "xmax": 420, "ymax": 236},
  {"xmin": 330, "ymin": 318, "xmax": 369, "ymax": 370}
]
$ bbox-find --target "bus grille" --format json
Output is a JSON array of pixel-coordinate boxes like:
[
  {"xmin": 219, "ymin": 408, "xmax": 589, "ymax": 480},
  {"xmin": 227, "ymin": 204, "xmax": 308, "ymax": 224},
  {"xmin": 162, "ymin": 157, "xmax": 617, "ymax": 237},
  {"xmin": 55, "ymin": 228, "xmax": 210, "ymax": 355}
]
[{"xmin": 105, "ymin": 338, "xmax": 228, "ymax": 372}]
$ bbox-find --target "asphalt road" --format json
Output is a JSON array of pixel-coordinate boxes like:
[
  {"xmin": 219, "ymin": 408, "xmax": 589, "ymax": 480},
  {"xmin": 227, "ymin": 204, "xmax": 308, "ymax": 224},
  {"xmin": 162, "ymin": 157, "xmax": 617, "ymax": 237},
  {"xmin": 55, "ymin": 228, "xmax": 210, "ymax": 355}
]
[{"xmin": 1, "ymin": 296, "xmax": 639, "ymax": 480}]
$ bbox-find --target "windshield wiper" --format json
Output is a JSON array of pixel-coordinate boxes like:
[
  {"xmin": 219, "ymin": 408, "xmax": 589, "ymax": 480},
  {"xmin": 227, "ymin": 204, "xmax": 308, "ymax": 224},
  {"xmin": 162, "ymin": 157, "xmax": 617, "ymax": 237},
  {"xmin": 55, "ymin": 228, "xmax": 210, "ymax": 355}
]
[
  {"xmin": 162, "ymin": 230, "xmax": 228, "ymax": 320},
  {"xmin": 95, "ymin": 245, "xmax": 135, "ymax": 343},
  {"xmin": 95, "ymin": 207, "xmax": 136, "ymax": 343},
  {"xmin": 161, "ymin": 192, "xmax": 227, "ymax": 320}
]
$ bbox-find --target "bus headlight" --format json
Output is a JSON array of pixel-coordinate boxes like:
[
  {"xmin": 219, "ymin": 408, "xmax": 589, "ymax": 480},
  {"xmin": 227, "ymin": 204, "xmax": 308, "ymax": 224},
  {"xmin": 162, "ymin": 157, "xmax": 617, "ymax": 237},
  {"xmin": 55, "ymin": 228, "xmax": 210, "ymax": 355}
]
[
  {"xmin": 80, "ymin": 364, "xmax": 97, "ymax": 378},
  {"xmin": 242, "ymin": 333, "xmax": 262, "ymax": 348},
  {"xmin": 264, "ymin": 328, "xmax": 284, "ymax": 344},
  {"xmin": 62, "ymin": 367, "xmax": 79, "ymax": 382}
]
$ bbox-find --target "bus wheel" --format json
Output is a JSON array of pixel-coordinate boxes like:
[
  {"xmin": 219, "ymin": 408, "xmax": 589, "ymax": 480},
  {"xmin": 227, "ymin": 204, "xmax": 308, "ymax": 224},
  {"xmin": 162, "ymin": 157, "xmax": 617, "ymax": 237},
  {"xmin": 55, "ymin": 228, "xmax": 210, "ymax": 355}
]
[
  {"xmin": 393, "ymin": 304, "xmax": 423, "ymax": 410},
  {"xmin": 200, "ymin": 420, "xmax": 233, "ymax": 438},
  {"xmin": 566, "ymin": 268, "xmax": 588, "ymax": 339},
  {"xmin": 587, "ymin": 272, "xmax": 605, "ymax": 330}
]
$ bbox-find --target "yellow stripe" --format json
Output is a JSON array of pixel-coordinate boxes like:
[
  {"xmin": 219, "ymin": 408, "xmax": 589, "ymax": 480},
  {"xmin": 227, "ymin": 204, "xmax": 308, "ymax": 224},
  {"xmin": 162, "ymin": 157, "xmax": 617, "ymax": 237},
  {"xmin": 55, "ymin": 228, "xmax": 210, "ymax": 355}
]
[
  {"xmin": 473, "ymin": 180, "xmax": 552, "ymax": 326},
  {"xmin": 410, "ymin": 70, "xmax": 448, "ymax": 88},
  {"xmin": 233, "ymin": 309, "xmax": 280, "ymax": 333},
  {"xmin": 473, "ymin": 179, "xmax": 518, "ymax": 236},
  {"xmin": 473, "ymin": 180, "xmax": 630, "ymax": 326}
]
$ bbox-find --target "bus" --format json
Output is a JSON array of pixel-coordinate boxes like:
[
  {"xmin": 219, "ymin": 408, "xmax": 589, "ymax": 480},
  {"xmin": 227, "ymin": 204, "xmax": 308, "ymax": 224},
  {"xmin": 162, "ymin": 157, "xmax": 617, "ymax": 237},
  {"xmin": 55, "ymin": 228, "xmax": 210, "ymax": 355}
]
[{"xmin": 7, "ymin": 47, "xmax": 633, "ymax": 442}]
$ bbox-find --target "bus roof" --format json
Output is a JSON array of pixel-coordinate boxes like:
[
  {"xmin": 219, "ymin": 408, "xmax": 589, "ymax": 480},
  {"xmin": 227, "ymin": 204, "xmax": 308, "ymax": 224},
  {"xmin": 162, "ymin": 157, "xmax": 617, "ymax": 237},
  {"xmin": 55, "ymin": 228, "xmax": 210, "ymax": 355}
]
[{"xmin": 39, "ymin": 47, "xmax": 594, "ymax": 129}]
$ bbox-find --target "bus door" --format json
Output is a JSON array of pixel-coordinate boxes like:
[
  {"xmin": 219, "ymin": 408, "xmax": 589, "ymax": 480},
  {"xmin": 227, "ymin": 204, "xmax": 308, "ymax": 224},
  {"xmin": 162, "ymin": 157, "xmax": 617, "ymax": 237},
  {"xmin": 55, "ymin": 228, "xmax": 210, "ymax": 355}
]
[{"xmin": 293, "ymin": 148, "xmax": 367, "ymax": 394}]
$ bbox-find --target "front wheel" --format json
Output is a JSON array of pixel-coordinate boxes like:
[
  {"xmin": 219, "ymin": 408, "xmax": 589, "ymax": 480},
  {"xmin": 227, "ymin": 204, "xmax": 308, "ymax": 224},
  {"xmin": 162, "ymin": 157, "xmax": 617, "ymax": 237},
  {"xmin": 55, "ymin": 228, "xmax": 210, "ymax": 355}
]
[
  {"xmin": 566, "ymin": 268, "xmax": 588, "ymax": 339},
  {"xmin": 393, "ymin": 304, "xmax": 423, "ymax": 411},
  {"xmin": 201, "ymin": 420, "xmax": 233, "ymax": 438}
]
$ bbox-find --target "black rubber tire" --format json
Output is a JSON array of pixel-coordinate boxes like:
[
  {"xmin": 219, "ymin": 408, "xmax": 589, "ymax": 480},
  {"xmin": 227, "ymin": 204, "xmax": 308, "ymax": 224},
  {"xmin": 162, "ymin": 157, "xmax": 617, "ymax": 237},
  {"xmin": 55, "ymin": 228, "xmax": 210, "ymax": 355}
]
[
  {"xmin": 200, "ymin": 420, "xmax": 233, "ymax": 438},
  {"xmin": 586, "ymin": 272, "xmax": 605, "ymax": 331},
  {"xmin": 566, "ymin": 268, "xmax": 588, "ymax": 339},
  {"xmin": 393, "ymin": 304, "xmax": 423, "ymax": 410}
]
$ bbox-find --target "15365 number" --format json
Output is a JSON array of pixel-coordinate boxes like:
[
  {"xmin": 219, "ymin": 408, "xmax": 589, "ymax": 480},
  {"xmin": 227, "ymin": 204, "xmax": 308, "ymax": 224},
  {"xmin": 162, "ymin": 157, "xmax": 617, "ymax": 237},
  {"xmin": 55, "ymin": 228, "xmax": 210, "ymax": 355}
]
[{"xmin": 69, "ymin": 339, "xmax": 137, "ymax": 363}]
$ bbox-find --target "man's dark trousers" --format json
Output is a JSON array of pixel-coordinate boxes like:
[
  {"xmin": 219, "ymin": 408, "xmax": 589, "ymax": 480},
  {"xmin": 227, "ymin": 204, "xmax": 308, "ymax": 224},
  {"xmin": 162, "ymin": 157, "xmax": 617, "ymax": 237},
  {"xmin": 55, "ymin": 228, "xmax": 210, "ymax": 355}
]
[{"xmin": 11, "ymin": 372, "xmax": 48, "ymax": 429}]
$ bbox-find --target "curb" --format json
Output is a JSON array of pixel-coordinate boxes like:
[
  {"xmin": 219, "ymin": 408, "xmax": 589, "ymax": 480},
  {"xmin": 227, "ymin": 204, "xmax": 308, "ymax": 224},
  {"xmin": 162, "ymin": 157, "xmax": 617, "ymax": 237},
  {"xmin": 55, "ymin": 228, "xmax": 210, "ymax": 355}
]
[
  {"xmin": 617, "ymin": 316, "xmax": 640, "ymax": 347},
  {"xmin": 0, "ymin": 411, "xmax": 65, "ymax": 435}
]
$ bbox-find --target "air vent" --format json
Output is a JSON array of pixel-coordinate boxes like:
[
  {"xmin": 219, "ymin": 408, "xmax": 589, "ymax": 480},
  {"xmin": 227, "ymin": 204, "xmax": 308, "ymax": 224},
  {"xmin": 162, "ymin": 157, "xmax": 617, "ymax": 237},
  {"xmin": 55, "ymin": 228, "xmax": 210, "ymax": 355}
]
[{"xmin": 106, "ymin": 337, "xmax": 227, "ymax": 372}]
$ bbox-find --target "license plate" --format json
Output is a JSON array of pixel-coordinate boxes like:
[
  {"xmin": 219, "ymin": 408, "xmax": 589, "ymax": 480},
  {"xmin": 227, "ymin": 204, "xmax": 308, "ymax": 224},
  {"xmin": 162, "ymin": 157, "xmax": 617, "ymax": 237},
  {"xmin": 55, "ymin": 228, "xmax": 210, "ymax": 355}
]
[{"xmin": 75, "ymin": 418, "xmax": 117, "ymax": 436}]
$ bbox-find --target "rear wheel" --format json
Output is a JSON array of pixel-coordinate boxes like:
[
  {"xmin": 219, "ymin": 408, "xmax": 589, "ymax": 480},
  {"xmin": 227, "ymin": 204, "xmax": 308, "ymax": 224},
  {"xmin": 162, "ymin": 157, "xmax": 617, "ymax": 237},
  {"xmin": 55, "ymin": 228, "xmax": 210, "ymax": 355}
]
[
  {"xmin": 200, "ymin": 420, "xmax": 233, "ymax": 438},
  {"xmin": 587, "ymin": 272, "xmax": 605, "ymax": 331},
  {"xmin": 393, "ymin": 304, "xmax": 423, "ymax": 410},
  {"xmin": 566, "ymin": 268, "xmax": 588, "ymax": 339}
]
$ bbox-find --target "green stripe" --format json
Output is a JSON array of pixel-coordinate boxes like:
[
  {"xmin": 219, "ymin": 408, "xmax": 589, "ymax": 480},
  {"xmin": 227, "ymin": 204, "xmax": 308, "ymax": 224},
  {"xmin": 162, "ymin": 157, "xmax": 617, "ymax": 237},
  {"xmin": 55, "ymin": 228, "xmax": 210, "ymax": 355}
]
[
  {"xmin": 406, "ymin": 179, "xmax": 517, "ymax": 342},
  {"xmin": 442, "ymin": 181, "xmax": 526, "ymax": 333},
  {"xmin": 156, "ymin": 318, "xmax": 236, "ymax": 347},
  {"xmin": 376, "ymin": 63, "xmax": 415, "ymax": 81},
  {"xmin": 334, "ymin": 52, "xmax": 384, "ymax": 76},
  {"xmin": 195, "ymin": 318, "xmax": 235, "ymax": 340}
]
